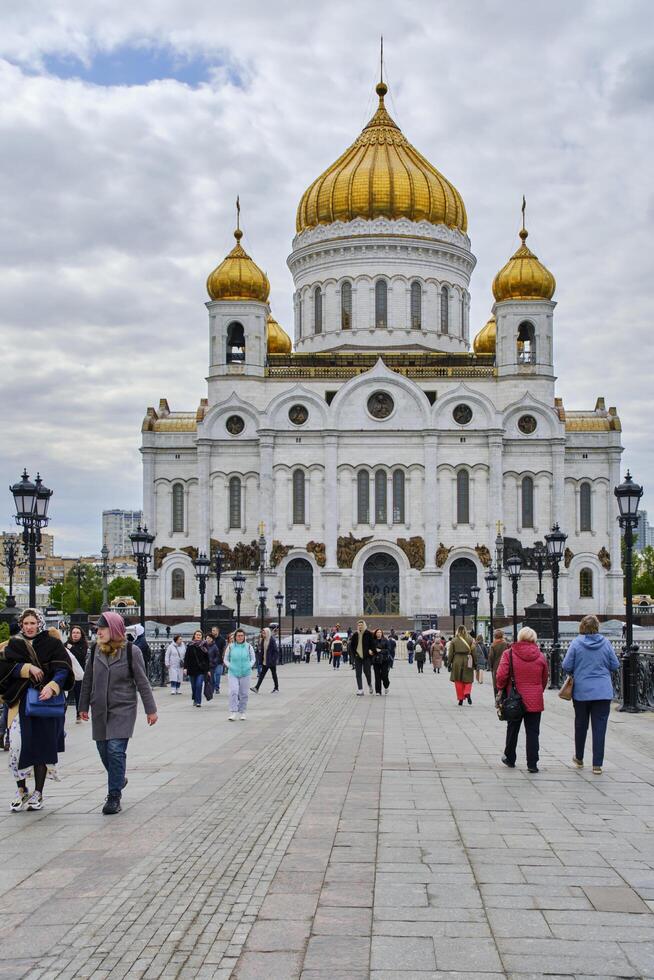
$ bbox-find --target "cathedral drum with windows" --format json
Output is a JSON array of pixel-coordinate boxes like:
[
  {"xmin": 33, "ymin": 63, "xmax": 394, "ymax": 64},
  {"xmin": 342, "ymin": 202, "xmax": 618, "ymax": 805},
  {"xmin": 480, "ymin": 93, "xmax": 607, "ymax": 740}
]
[{"xmin": 141, "ymin": 77, "xmax": 623, "ymax": 620}]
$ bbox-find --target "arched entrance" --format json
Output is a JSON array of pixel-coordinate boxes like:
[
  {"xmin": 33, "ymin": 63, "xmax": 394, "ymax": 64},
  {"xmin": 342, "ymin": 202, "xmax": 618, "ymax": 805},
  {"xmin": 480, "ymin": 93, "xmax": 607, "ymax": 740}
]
[
  {"xmin": 363, "ymin": 553, "xmax": 400, "ymax": 615},
  {"xmin": 449, "ymin": 557, "xmax": 478, "ymax": 603},
  {"xmin": 285, "ymin": 558, "xmax": 313, "ymax": 616}
]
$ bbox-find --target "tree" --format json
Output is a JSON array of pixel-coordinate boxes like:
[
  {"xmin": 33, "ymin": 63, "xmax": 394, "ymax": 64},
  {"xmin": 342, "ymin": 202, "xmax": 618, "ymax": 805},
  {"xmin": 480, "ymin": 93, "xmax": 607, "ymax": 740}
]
[
  {"xmin": 0, "ymin": 622, "xmax": 8, "ymax": 643},
  {"xmin": 53, "ymin": 565, "xmax": 104, "ymax": 614},
  {"xmin": 0, "ymin": 586, "xmax": 6, "ymax": 608},
  {"xmin": 633, "ymin": 545, "xmax": 654, "ymax": 598},
  {"xmin": 108, "ymin": 576, "xmax": 140, "ymax": 603}
]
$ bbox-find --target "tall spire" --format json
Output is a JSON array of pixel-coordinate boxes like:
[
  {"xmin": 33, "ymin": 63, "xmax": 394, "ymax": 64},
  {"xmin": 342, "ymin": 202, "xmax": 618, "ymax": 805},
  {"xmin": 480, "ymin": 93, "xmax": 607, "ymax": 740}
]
[
  {"xmin": 520, "ymin": 195, "xmax": 527, "ymax": 241},
  {"xmin": 235, "ymin": 195, "xmax": 242, "ymax": 241},
  {"xmin": 376, "ymin": 36, "xmax": 387, "ymax": 99}
]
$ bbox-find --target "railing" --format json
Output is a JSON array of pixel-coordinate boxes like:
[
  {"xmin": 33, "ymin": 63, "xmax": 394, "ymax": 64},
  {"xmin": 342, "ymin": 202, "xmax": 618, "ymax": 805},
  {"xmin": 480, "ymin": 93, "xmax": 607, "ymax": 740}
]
[{"xmin": 539, "ymin": 639, "xmax": 654, "ymax": 710}]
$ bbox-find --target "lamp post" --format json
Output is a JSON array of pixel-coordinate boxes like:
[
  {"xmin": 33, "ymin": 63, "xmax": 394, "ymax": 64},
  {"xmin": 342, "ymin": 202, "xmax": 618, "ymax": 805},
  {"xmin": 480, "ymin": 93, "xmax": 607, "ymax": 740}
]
[
  {"xmin": 257, "ymin": 583, "xmax": 268, "ymax": 633},
  {"xmin": 614, "ymin": 471, "xmax": 644, "ymax": 713},
  {"xmin": 458, "ymin": 592, "xmax": 469, "ymax": 631},
  {"xmin": 275, "ymin": 590, "xmax": 284, "ymax": 642},
  {"xmin": 485, "ymin": 565, "xmax": 497, "ymax": 641},
  {"xmin": 494, "ymin": 524, "xmax": 505, "ymax": 618},
  {"xmin": 532, "ymin": 540, "xmax": 547, "ymax": 604},
  {"xmin": 10, "ymin": 470, "xmax": 53, "ymax": 608},
  {"xmin": 545, "ymin": 523, "xmax": 567, "ymax": 688},
  {"xmin": 256, "ymin": 523, "xmax": 269, "ymax": 633},
  {"xmin": 193, "ymin": 551, "xmax": 211, "ymax": 634},
  {"xmin": 211, "ymin": 547, "xmax": 224, "ymax": 606},
  {"xmin": 450, "ymin": 599, "xmax": 457, "ymax": 633},
  {"xmin": 2, "ymin": 538, "xmax": 20, "ymax": 610},
  {"xmin": 129, "ymin": 524, "xmax": 155, "ymax": 629},
  {"xmin": 506, "ymin": 554, "xmax": 522, "ymax": 642},
  {"xmin": 100, "ymin": 543, "xmax": 115, "ymax": 612},
  {"xmin": 470, "ymin": 584, "xmax": 481, "ymax": 639},
  {"xmin": 232, "ymin": 570, "xmax": 245, "ymax": 629},
  {"xmin": 289, "ymin": 597, "xmax": 297, "ymax": 654}
]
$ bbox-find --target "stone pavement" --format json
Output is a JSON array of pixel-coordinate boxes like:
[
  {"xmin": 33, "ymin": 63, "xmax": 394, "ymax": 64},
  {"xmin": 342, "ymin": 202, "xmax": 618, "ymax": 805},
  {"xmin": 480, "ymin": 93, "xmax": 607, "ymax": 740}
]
[{"xmin": 1, "ymin": 660, "xmax": 654, "ymax": 979}]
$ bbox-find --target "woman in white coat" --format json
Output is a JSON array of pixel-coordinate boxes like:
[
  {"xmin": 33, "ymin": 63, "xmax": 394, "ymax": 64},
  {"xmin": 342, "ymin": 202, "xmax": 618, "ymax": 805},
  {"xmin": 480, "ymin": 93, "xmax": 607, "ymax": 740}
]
[{"xmin": 165, "ymin": 635, "xmax": 186, "ymax": 694}]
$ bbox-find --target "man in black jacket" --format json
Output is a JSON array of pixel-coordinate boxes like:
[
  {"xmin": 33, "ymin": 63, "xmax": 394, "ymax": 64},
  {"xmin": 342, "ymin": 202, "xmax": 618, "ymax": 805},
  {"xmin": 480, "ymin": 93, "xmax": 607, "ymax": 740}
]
[{"xmin": 348, "ymin": 619, "xmax": 375, "ymax": 696}]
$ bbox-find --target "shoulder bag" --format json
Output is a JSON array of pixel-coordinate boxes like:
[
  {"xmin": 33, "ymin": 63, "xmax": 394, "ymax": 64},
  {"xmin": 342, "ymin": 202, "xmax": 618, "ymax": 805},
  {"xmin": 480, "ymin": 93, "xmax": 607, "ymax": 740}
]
[
  {"xmin": 558, "ymin": 674, "xmax": 574, "ymax": 701},
  {"xmin": 497, "ymin": 649, "xmax": 525, "ymax": 722},
  {"xmin": 25, "ymin": 686, "xmax": 66, "ymax": 718}
]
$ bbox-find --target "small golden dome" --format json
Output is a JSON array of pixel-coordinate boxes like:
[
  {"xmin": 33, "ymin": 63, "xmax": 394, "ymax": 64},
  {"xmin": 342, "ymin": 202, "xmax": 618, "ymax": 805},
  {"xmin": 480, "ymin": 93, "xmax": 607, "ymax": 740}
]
[
  {"xmin": 492, "ymin": 228, "xmax": 555, "ymax": 303},
  {"xmin": 296, "ymin": 83, "xmax": 467, "ymax": 234},
  {"xmin": 206, "ymin": 228, "xmax": 270, "ymax": 303},
  {"xmin": 266, "ymin": 313, "xmax": 292, "ymax": 354},
  {"xmin": 473, "ymin": 313, "xmax": 496, "ymax": 355}
]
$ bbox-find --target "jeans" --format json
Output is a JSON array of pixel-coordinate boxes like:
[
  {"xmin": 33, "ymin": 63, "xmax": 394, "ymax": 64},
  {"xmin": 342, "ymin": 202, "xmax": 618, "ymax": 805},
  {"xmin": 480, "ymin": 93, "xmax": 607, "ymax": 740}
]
[
  {"xmin": 229, "ymin": 674, "xmax": 250, "ymax": 713},
  {"xmin": 255, "ymin": 664, "xmax": 279, "ymax": 691},
  {"xmin": 373, "ymin": 661, "xmax": 390, "ymax": 693},
  {"xmin": 96, "ymin": 738, "xmax": 129, "ymax": 795},
  {"xmin": 504, "ymin": 711, "xmax": 541, "ymax": 768},
  {"xmin": 190, "ymin": 674, "xmax": 204, "ymax": 705},
  {"xmin": 73, "ymin": 680, "xmax": 83, "ymax": 715},
  {"xmin": 574, "ymin": 699, "xmax": 611, "ymax": 767},
  {"xmin": 354, "ymin": 657, "xmax": 372, "ymax": 691},
  {"xmin": 212, "ymin": 664, "xmax": 223, "ymax": 692},
  {"xmin": 408, "ymin": 651, "xmax": 414, "ymax": 664},
  {"xmin": 333, "ymin": 656, "xmax": 341, "ymax": 669}
]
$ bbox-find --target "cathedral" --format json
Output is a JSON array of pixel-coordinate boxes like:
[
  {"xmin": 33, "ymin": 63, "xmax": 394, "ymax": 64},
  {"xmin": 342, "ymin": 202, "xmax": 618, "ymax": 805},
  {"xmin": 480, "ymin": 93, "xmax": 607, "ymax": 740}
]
[{"xmin": 140, "ymin": 76, "xmax": 623, "ymax": 622}]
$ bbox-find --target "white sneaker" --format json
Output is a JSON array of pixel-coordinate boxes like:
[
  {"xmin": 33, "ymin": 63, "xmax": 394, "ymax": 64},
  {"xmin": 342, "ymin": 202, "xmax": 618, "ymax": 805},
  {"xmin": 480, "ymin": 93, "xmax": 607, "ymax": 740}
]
[
  {"xmin": 239, "ymin": 713, "xmax": 247, "ymax": 721},
  {"xmin": 228, "ymin": 713, "xmax": 237, "ymax": 721},
  {"xmin": 356, "ymin": 690, "xmax": 364, "ymax": 696},
  {"xmin": 368, "ymin": 685, "xmax": 373, "ymax": 694},
  {"xmin": 10, "ymin": 790, "xmax": 28, "ymax": 812},
  {"xmin": 26, "ymin": 791, "xmax": 43, "ymax": 811}
]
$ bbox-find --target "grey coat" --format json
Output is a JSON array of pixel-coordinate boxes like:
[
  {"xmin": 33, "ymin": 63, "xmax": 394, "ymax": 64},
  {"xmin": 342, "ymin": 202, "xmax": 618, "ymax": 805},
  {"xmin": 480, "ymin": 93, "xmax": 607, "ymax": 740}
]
[{"xmin": 79, "ymin": 642, "xmax": 157, "ymax": 740}]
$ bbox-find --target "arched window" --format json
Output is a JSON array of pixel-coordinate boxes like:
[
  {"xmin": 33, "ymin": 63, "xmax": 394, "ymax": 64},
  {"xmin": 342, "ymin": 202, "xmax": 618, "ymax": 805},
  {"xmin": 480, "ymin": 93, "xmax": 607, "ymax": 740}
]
[
  {"xmin": 411, "ymin": 282, "xmax": 422, "ymax": 329},
  {"xmin": 171, "ymin": 569, "xmax": 185, "ymax": 600},
  {"xmin": 440, "ymin": 286, "xmax": 449, "ymax": 334},
  {"xmin": 456, "ymin": 470, "xmax": 469, "ymax": 524},
  {"xmin": 293, "ymin": 470, "xmax": 306, "ymax": 524},
  {"xmin": 229, "ymin": 477, "xmax": 241, "ymax": 529},
  {"xmin": 579, "ymin": 567, "xmax": 593, "ymax": 598},
  {"xmin": 172, "ymin": 483, "xmax": 184, "ymax": 533},
  {"xmin": 517, "ymin": 321, "xmax": 536, "ymax": 363},
  {"xmin": 314, "ymin": 287, "xmax": 322, "ymax": 334},
  {"xmin": 226, "ymin": 321, "xmax": 245, "ymax": 363},
  {"xmin": 580, "ymin": 482, "xmax": 592, "ymax": 531},
  {"xmin": 357, "ymin": 471, "xmax": 370, "ymax": 524},
  {"xmin": 341, "ymin": 282, "xmax": 352, "ymax": 329},
  {"xmin": 297, "ymin": 296, "xmax": 303, "ymax": 338},
  {"xmin": 392, "ymin": 470, "xmax": 405, "ymax": 523},
  {"xmin": 375, "ymin": 470, "xmax": 387, "ymax": 523},
  {"xmin": 521, "ymin": 476, "xmax": 534, "ymax": 529},
  {"xmin": 375, "ymin": 280, "xmax": 387, "ymax": 328}
]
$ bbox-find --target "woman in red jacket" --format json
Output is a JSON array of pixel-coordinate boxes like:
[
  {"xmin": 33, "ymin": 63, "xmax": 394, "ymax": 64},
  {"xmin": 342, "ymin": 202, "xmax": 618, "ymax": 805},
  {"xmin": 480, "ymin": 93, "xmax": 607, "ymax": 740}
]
[{"xmin": 496, "ymin": 627, "xmax": 549, "ymax": 773}]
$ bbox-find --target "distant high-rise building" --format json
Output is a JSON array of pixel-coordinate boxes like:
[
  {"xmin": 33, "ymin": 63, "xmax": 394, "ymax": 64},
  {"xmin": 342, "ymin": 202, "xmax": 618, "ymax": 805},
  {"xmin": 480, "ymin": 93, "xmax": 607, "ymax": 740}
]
[
  {"xmin": 102, "ymin": 509, "xmax": 143, "ymax": 558},
  {"xmin": 634, "ymin": 510, "xmax": 650, "ymax": 551},
  {"xmin": 1, "ymin": 530, "xmax": 54, "ymax": 557}
]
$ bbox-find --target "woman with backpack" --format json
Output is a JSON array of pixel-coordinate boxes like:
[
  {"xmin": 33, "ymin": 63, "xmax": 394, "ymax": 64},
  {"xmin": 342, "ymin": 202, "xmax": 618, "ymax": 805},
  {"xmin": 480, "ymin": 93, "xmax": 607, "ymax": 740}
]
[
  {"xmin": 448, "ymin": 626, "xmax": 478, "ymax": 705},
  {"xmin": 371, "ymin": 628, "xmax": 392, "ymax": 695},
  {"xmin": 414, "ymin": 637, "xmax": 426, "ymax": 674},
  {"xmin": 183, "ymin": 630, "xmax": 210, "ymax": 707},
  {"xmin": 496, "ymin": 626, "xmax": 549, "ymax": 773}
]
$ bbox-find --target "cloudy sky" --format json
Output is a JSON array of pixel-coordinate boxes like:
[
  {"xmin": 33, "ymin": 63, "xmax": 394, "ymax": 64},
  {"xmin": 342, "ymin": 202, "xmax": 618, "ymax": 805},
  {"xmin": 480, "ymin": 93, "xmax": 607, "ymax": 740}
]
[{"xmin": 1, "ymin": 0, "xmax": 651, "ymax": 555}]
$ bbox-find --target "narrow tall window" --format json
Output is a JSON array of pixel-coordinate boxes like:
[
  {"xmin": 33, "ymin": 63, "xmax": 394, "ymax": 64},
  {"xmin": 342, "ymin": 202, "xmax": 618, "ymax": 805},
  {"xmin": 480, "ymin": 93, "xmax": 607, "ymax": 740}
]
[
  {"xmin": 171, "ymin": 569, "xmax": 185, "ymax": 600},
  {"xmin": 314, "ymin": 287, "xmax": 322, "ymax": 334},
  {"xmin": 341, "ymin": 282, "xmax": 352, "ymax": 329},
  {"xmin": 375, "ymin": 280, "xmax": 387, "ymax": 328},
  {"xmin": 229, "ymin": 477, "xmax": 241, "ymax": 529},
  {"xmin": 297, "ymin": 296, "xmax": 303, "ymax": 338},
  {"xmin": 517, "ymin": 321, "xmax": 536, "ymax": 363},
  {"xmin": 393, "ymin": 470, "xmax": 405, "ymax": 523},
  {"xmin": 357, "ymin": 471, "xmax": 370, "ymax": 524},
  {"xmin": 293, "ymin": 470, "xmax": 306, "ymax": 524},
  {"xmin": 375, "ymin": 470, "xmax": 387, "ymax": 523},
  {"xmin": 440, "ymin": 286, "xmax": 449, "ymax": 334},
  {"xmin": 580, "ymin": 482, "xmax": 592, "ymax": 531},
  {"xmin": 411, "ymin": 282, "xmax": 422, "ymax": 329},
  {"xmin": 456, "ymin": 470, "xmax": 469, "ymax": 524},
  {"xmin": 579, "ymin": 567, "xmax": 593, "ymax": 598},
  {"xmin": 172, "ymin": 483, "xmax": 184, "ymax": 533},
  {"xmin": 521, "ymin": 476, "xmax": 534, "ymax": 528},
  {"xmin": 226, "ymin": 320, "xmax": 245, "ymax": 363}
]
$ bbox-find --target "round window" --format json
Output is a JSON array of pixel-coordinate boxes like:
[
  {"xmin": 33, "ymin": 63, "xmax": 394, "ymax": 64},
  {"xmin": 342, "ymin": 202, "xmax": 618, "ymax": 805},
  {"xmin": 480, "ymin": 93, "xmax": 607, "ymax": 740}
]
[
  {"xmin": 518, "ymin": 414, "xmax": 537, "ymax": 434},
  {"xmin": 367, "ymin": 392, "xmax": 394, "ymax": 419},
  {"xmin": 288, "ymin": 404, "xmax": 309, "ymax": 426},
  {"xmin": 225, "ymin": 415, "xmax": 245, "ymax": 435},
  {"xmin": 453, "ymin": 403, "xmax": 473, "ymax": 425}
]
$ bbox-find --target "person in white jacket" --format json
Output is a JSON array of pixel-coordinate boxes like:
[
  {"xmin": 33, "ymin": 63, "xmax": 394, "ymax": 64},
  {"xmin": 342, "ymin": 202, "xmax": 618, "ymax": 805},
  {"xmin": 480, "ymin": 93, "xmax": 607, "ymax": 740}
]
[{"xmin": 165, "ymin": 635, "xmax": 186, "ymax": 694}]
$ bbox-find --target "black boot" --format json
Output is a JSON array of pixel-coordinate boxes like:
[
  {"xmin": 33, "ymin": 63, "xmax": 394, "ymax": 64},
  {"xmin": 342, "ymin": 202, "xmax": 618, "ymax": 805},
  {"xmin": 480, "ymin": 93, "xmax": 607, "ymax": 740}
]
[
  {"xmin": 467, "ymin": 695, "xmax": 472, "ymax": 705},
  {"xmin": 102, "ymin": 792, "xmax": 122, "ymax": 815}
]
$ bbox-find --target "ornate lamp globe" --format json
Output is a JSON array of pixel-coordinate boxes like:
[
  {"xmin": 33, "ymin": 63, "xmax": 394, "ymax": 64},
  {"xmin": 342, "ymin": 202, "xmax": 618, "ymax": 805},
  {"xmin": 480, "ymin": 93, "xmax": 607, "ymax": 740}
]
[
  {"xmin": 130, "ymin": 525, "xmax": 155, "ymax": 559},
  {"xmin": 232, "ymin": 571, "xmax": 246, "ymax": 595},
  {"xmin": 193, "ymin": 551, "xmax": 211, "ymax": 578},
  {"xmin": 545, "ymin": 524, "xmax": 567, "ymax": 562},
  {"xmin": 484, "ymin": 566, "xmax": 497, "ymax": 590},
  {"xmin": 506, "ymin": 554, "xmax": 522, "ymax": 579},
  {"xmin": 11, "ymin": 470, "xmax": 37, "ymax": 521},
  {"xmin": 470, "ymin": 585, "xmax": 481, "ymax": 602},
  {"xmin": 33, "ymin": 474, "xmax": 53, "ymax": 521},
  {"xmin": 614, "ymin": 471, "xmax": 643, "ymax": 522},
  {"xmin": 289, "ymin": 598, "xmax": 297, "ymax": 613}
]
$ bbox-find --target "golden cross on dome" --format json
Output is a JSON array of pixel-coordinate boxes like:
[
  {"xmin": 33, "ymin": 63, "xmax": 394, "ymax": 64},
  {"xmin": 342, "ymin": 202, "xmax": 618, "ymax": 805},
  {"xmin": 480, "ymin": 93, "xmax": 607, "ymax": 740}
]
[
  {"xmin": 236, "ymin": 195, "xmax": 241, "ymax": 231},
  {"xmin": 380, "ymin": 35, "xmax": 384, "ymax": 84},
  {"xmin": 521, "ymin": 195, "xmax": 526, "ymax": 232}
]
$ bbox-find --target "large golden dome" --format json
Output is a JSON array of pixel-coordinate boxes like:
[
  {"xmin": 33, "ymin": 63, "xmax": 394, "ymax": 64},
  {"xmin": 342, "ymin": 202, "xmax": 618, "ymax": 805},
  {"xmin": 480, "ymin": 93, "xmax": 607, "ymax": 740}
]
[
  {"xmin": 266, "ymin": 313, "xmax": 292, "ymax": 354},
  {"xmin": 492, "ymin": 227, "xmax": 555, "ymax": 303},
  {"xmin": 472, "ymin": 313, "xmax": 496, "ymax": 354},
  {"xmin": 296, "ymin": 82, "xmax": 467, "ymax": 234},
  {"xmin": 206, "ymin": 228, "xmax": 270, "ymax": 303}
]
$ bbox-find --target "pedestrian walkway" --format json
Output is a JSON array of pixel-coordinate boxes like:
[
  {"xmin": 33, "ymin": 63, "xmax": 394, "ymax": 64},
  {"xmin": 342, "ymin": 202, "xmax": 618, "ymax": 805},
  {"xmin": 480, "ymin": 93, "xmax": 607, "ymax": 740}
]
[{"xmin": 1, "ymin": 662, "xmax": 654, "ymax": 979}]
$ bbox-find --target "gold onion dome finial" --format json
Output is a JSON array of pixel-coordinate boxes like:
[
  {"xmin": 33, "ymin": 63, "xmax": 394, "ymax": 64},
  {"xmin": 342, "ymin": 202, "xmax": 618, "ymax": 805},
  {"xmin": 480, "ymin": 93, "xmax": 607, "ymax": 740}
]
[
  {"xmin": 472, "ymin": 313, "xmax": 496, "ymax": 355},
  {"xmin": 206, "ymin": 200, "xmax": 270, "ymax": 303},
  {"xmin": 492, "ymin": 201, "xmax": 555, "ymax": 302},
  {"xmin": 296, "ymin": 78, "xmax": 467, "ymax": 233},
  {"xmin": 266, "ymin": 312, "xmax": 292, "ymax": 354}
]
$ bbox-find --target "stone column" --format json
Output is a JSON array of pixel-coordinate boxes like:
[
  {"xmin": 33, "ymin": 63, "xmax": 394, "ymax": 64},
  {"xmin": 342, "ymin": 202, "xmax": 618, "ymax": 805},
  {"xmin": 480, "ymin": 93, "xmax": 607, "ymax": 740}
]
[
  {"xmin": 423, "ymin": 435, "xmax": 438, "ymax": 568},
  {"xmin": 197, "ymin": 445, "xmax": 211, "ymax": 553},
  {"xmin": 142, "ymin": 450, "xmax": 156, "ymax": 533},
  {"xmin": 259, "ymin": 432, "xmax": 274, "ymax": 539},
  {"xmin": 324, "ymin": 433, "xmax": 338, "ymax": 568},
  {"xmin": 551, "ymin": 442, "xmax": 566, "ymax": 528},
  {"xmin": 488, "ymin": 434, "xmax": 503, "ymax": 534}
]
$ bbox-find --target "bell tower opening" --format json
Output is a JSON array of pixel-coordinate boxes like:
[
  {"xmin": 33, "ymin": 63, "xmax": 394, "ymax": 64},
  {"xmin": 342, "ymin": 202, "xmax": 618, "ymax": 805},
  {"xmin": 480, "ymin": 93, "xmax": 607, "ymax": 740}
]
[{"xmin": 226, "ymin": 321, "xmax": 245, "ymax": 363}]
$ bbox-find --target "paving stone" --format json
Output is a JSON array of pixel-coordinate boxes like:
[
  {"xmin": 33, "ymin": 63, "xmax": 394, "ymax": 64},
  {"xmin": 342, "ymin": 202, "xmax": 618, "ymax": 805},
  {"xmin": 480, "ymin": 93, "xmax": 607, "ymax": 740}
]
[
  {"xmin": 233, "ymin": 950, "xmax": 303, "ymax": 979},
  {"xmin": 302, "ymin": 935, "xmax": 370, "ymax": 971},
  {"xmin": 312, "ymin": 906, "xmax": 372, "ymax": 936},
  {"xmin": 371, "ymin": 935, "xmax": 437, "ymax": 970},
  {"xmin": 582, "ymin": 885, "xmax": 651, "ymax": 913}
]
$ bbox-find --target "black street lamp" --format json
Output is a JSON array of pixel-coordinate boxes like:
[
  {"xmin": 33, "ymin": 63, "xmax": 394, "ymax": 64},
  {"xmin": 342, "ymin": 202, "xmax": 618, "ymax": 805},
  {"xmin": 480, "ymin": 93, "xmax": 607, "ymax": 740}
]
[
  {"xmin": 232, "ymin": 570, "xmax": 245, "ymax": 629},
  {"xmin": 100, "ymin": 543, "xmax": 115, "ymax": 612},
  {"xmin": 614, "ymin": 471, "xmax": 644, "ymax": 713},
  {"xmin": 129, "ymin": 524, "xmax": 155, "ymax": 629},
  {"xmin": 470, "ymin": 584, "xmax": 481, "ymax": 638},
  {"xmin": 211, "ymin": 547, "xmax": 224, "ymax": 606},
  {"xmin": 506, "ymin": 554, "xmax": 522, "ymax": 642},
  {"xmin": 545, "ymin": 523, "xmax": 567, "ymax": 688},
  {"xmin": 494, "ymin": 524, "xmax": 505, "ymax": 618},
  {"xmin": 2, "ymin": 538, "xmax": 21, "ymax": 610},
  {"xmin": 257, "ymin": 583, "xmax": 268, "ymax": 633},
  {"xmin": 289, "ymin": 597, "xmax": 297, "ymax": 655},
  {"xmin": 458, "ymin": 592, "xmax": 469, "ymax": 631},
  {"xmin": 10, "ymin": 470, "xmax": 53, "ymax": 608},
  {"xmin": 193, "ymin": 551, "xmax": 211, "ymax": 634},
  {"xmin": 532, "ymin": 540, "xmax": 547, "ymax": 604},
  {"xmin": 485, "ymin": 565, "xmax": 497, "ymax": 641},
  {"xmin": 275, "ymin": 590, "xmax": 284, "ymax": 642},
  {"xmin": 450, "ymin": 599, "xmax": 457, "ymax": 633}
]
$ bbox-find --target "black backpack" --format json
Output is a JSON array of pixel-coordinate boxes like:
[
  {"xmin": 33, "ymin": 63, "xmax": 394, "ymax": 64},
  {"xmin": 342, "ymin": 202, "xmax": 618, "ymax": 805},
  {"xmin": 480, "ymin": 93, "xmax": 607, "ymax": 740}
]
[
  {"xmin": 89, "ymin": 641, "xmax": 134, "ymax": 679},
  {"xmin": 497, "ymin": 649, "xmax": 525, "ymax": 722}
]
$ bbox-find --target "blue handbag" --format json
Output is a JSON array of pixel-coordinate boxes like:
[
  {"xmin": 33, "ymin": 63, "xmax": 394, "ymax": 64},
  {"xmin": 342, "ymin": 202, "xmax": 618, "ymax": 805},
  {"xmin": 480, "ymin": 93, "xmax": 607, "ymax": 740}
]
[{"xmin": 25, "ymin": 686, "xmax": 66, "ymax": 718}]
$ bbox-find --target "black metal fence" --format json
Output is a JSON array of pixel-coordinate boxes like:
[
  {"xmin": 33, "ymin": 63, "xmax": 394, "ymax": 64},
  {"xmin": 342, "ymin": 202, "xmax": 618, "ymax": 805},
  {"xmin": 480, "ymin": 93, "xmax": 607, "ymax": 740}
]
[
  {"xmin": 539, "ymin": 639, "xmax": 654, "ymax": 710},
  {"xmin": 146, "ymin": 640, "xmax": 296, "ymax": 687}
]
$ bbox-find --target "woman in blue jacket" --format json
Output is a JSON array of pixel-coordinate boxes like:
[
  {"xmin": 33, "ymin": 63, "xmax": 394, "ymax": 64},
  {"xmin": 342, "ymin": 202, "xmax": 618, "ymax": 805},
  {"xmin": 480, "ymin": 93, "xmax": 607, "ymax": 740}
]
[{"xmin": 562, "ymin": 615, "xmax": 620, "ymax": 774}]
